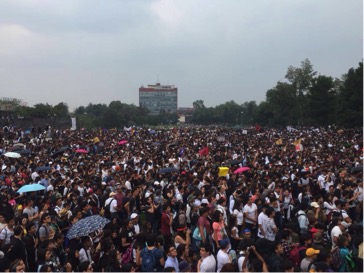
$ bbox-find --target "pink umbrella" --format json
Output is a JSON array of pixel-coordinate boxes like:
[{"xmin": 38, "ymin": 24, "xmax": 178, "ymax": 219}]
[
  {"xmin": 118, "ymin": 140, "xmax": 128, "ymax": 145},
  {"xmin": 75, "ymin": 149, "xmax": 88, "ymax": 154},
  {"xmin": 233, "ymin": 167, "xmax": 250, "ymax": 174}
]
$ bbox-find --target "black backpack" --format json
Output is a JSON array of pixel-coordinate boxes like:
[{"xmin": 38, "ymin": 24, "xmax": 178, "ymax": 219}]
[
  {"xmin": 293, "ymin": 212, "xmax": 307, "ymax": 233},
  {"xmin": 104, "ymin": 198, "xmax": 114, "ymax": 218}
]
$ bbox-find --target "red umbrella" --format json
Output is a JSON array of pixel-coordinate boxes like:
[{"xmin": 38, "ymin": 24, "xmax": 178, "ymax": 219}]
[
  {"xmin": 75, "ymin": 149, "xmax": 88, "ymax": 154},
  {"xmin": 118, "ymin": 140, "xmax": 128, "ymax": 145},
  {"xmin": 233, "ymin": 167, "xmax": 250, "ymax": 174}
]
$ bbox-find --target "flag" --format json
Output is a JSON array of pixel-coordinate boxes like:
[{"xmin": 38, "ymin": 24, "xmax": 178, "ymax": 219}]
[
  {"xmin": 255, "ymin": 124, "xmax": 261, "ymax": 132},
  {"xmin": 293, "ymin": 138, "xmax": 302, "ymax": 145},
  {"xmin": 199, "ymin": 146, "xmax": 209, "ymax": 156},
  {"xmin": 275, "ymin": 138, "xmax": 283, "ymax": 145},
  {"xmin": 295, "ymin": 144, "xmax": 303, "ymax": 151},
  {"xmin": 130, "ymin": 128, "xmax": 135, "ymax": 136},
  {"xmin": 218, "ymin": 167, "xmax": 229, "ymax": 177}
]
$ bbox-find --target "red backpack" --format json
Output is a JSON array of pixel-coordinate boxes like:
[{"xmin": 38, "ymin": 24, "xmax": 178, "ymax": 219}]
[{"xmin": 290, "ymin": 245, "xmax": 307, "ymax": 266}]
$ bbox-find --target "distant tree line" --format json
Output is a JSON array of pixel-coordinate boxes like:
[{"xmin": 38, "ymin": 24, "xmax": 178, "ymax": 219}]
[{"xmin": 8, "ymin": 59, "xmax": 363, "ymax": 128}]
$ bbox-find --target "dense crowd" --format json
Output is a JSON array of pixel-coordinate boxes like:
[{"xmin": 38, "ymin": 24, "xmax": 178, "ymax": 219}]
[{"xmin": 0, "ymin": 125, "xmax": 362, "ymax": 272}]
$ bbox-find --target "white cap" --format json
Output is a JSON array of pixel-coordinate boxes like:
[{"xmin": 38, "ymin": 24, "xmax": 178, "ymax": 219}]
[
  {"xmin": 201, "ymin": 198, "xmax": 209, "ymax": 204},
  {"xmin": 154, "ymin": 181, "xmax": 160, "ymax": 185},
  {"xmin": 145, "ymin": 192, "xmax": 151, "ymax": 198},
  {"xmin": 130, "ymin": 213, "xmax": 138, "ymax": 219}
]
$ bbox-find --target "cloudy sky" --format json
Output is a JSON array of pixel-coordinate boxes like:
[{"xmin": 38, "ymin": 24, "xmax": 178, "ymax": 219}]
[{"xmin": 0, "ymin": 0, "xmax": 362, "ymax": 111}]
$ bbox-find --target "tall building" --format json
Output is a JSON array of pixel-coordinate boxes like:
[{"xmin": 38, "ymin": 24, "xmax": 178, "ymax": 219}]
[{"xmin": 139, "ymin": 83, "xmax": 178, "ymax": 115}]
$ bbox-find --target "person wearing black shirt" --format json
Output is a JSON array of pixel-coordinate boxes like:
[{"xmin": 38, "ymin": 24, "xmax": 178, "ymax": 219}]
[{"xmin": 23, "ymin": 222, "xmax": 38, "ymax": 272}]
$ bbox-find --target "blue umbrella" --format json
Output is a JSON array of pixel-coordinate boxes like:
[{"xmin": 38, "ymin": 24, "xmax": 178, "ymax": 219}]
[
  {"xmin": 159, "ymin": 167, "xmax": 179, "ymax": 174},
  {"xmin": 17, "ymin": 184, "xmax": 45, "ymax": 193},
  {"xmin": 35, "ymin": 166, "xmax": 52, "ymax": 172},
  {"xmin": 66, "ymin": 215, "xmax": 110, "ymax": 239}
]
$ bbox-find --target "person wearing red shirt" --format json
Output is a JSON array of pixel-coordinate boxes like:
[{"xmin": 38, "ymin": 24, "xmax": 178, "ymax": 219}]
[{"xmin": 161, "ymin": 203, "xmax": 173, "ymax": 246}]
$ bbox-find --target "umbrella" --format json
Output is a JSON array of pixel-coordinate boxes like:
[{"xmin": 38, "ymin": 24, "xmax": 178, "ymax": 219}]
[
  {"xmin": 17, "ymin": 183, "xmax": 45, "ymax": 193},
  {"xmin": 35, "ymin": 166, "xmax": 52, "ymax": 172},
  {"xmin": 51, "ymin": 150, "xmax": 65, "ymax": 158},
  {"xmin": 159, "ymin": 167, "xmax": 179, "ymax": 174},
  {"xmin": 59, "ymin": 146, "xmax": 71, "ymax": 151},
  {"xmin": 9, "ymin": 146, "xmax": 23, "ymax": 151},
  {"xmin": 66, "ymin": 215, "xmax": 110, "ymax": 239},
  {"xmin": 75, "ymin": 149, "xmax": 88, "ymax": 154},
  {"xmin": 151, "ymin": 142, "xmax": 161, "ymax": 146},
  {"xmin": 351, "ymin": 166, "xmax": 363, "ymax": 174},
  {"xmin": 13, "ymin": 143, "xmax": 25, "ymax": 147},
  {"xmin": 4, "ymin": 152, "xmax": 21, "ymax": 158},
  {"xmin": 233, "ymin": 167, "xmax": 250, "ymax": 174},
  {"xmin": 224, "ymin": 159, "xmax": 241, "ymax": 166},
  {"xmin": 16, "ymin": 149, "xmax": 32, "ymax": 155},
  {"xmin": 118, "ymin": 140, "xmax": 128, "ymax": 145}
]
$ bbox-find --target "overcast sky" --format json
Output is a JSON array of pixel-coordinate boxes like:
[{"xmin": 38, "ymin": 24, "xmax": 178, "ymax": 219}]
[{"xmin": 0, "ymin": 0, "xmax": 362, "ymax": 111}]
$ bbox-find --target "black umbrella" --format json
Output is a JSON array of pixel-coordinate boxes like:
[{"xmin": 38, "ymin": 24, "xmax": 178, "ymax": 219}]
[
  {"xmin": 35, "ymin": 166, "xmax": 52, "ymax": 172},
  {"xmin": 159, "ymin": 167, "xmax": 179, "ymax": 174},
  {"xmin": 51, "ymin": 150, "xmax": 65, "ymax": 158},
  {"xmin": 351, "ymin": 166, "xmax": 363, "ymax": 174},
  {"xmin": 224, "ymin": 159, "xmax": 241, "ymax": 166},
  {"xmin": 59, "ymin": 146, "xmax": 71, "ymax": 152},
  {"xmin": 16, "ymin": 149, "xmax": 32, "ymax": 155}
]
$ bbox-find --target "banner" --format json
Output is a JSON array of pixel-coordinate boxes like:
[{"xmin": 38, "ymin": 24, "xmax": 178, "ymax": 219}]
[{"xmin": 71, "ymin": 117, "xmax": 77, "ymax": 130}]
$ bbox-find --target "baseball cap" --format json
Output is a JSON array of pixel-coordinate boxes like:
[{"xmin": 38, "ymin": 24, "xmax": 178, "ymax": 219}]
[
  {"xmin": 311, "ymin": 202, "xmax": 320, "ymax": 208},
  {"xmin": 306, "ymin": 248, "xmax": 320, "ymax": 256},
  {"xmin": 130, "ymin": 213, "xmax": 138, "ymax": 219},
  {"xmin": 219, "ymin": 238, "xmax": 230, "ymax": 249}
]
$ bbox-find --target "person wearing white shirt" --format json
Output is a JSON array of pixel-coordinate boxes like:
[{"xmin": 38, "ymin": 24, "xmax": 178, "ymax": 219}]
[
  {"xmin": 331, "ymin": 221, "xmax": 348, "ymax": 248},
  {"xmin": 216, "ymin": 239, "xmax": 231, "ymax": 272},
  {"xmin": 233, "ymin": 202, "xmax": 244, "ymax": 232},
  {"xmin": 257, "ymin": 205, "xmax": 269, "ymax": 238},
  {"xmin": 105, "ymin": 192, "xmax": 118, "ymax": 213},
  {"xmin": 197, "ymin": 243, "xmax": 216, "ymax": 273},
  {"xmin": 243, "ymin": 197, "xmax": 258, "ymax": 230}
]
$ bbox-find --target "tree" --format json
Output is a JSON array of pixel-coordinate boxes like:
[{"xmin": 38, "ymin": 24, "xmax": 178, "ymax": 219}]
[
  {"xmin": 285, "ymin": 59, "xmax": 317, "ymax": 125},
  {"xmin": 53, "ymin": 102, "xmax": 69, "ymax": 117},
  {"xmin": 265, "ymin": 82, "xmax": 297, "ymax": 126},
  {"xmin": 192, "ymin": 100, "xmax": 205, "ymax": 109},
  {"xmin": 307, "ymin": 75, "xmax": 336, "ymax": 126},
  {"xmin": 337, "ymin": 61, "xmax": 363, "ymax": 127}
]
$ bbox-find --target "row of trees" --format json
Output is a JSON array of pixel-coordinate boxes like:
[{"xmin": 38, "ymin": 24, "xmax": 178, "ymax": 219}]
[
  {"xmin": 7, "ymin": 59, "xmax": 363, "ymax": 128},
  {"xmin": 192, "ymin": 59, "xmax": 363, "ymax": 127}
]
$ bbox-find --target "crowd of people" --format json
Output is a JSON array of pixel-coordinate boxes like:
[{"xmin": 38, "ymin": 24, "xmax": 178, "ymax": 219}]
[{"xmin": 0, "ymin": 125, "xmax": 362, "ymax": 272}]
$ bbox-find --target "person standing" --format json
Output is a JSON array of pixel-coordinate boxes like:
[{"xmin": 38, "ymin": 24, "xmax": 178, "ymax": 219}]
[
  {"xmin": 243, "ymin": 196, "xmax": 258, "ymax": 231},
  {"xmin": 197, "ymin": 243, "xmax": 216, "ymax": 273},
  {"xmin": 23, "ymin": 222, "xmax": 38, "ymax": 272},
  {"xmin": 165, "ymin": 245, "xmax": 179, "ymax": 272}
]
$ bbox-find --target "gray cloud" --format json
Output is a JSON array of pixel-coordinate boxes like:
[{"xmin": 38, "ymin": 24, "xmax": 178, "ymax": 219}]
[{"xmin": 0, "ymin": 0, "xmax": 362, "ymax": 111}]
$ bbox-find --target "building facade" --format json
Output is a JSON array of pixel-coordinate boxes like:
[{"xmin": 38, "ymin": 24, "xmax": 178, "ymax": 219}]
[{"xmin": 139, "ymin": 83, "xmax": 178, "ymax": 115}]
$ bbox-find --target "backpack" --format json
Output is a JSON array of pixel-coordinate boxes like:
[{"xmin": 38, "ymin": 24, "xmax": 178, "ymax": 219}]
[
  {"xmin": 36, "ymin": 224, "xmax": 49, "ymax": 240},
  {"xmin": 331, "ymin": 247, "xmax": 344, "ymax": 271},
  {"xmin": 172, "ymin": 211, "xmax": 186, "ymax": 231},
  {"xmin": 331, "ymin": 210, "xmax": 343, "ymax": 220},
  {"xmin": 290, "ymin": 245, "xmax": 307, "ymax": 266},
  {"xmin": 104, "ymin": 198, "xmax": 114, "ymax": 218},
  {"xmin": 293, "ymin": 212, "xmax": 307, "ymax": 233},
  {"xmin": 141, "ymin": 247, "xmax": 158, "ymax": 272},
  {"xmin": 121, "ymin": 243, "xmax": 133, "ymax": 264},
  {"xmin": 233, "ymin": 252, "xmax": 244, "ymax": 272}
]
